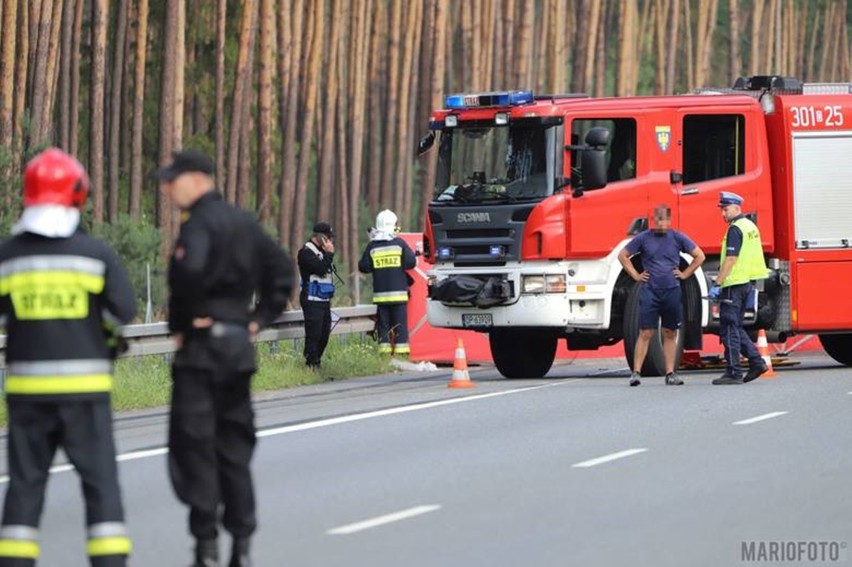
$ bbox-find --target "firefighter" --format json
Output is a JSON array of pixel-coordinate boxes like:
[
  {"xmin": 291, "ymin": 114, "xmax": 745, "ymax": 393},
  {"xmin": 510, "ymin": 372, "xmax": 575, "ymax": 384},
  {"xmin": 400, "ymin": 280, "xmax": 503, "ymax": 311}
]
[
  {"xmin": 155, "ymin": 149, "xmax": 294, "ymax": 567},
  {"xmin": 618, "ymin": 204, "xmax": 705, "ymax": 386},
  {"xmin": 359, "ymin": 210, "xmax": 417, "ymax": 355},
  {"xmin": 709, "ymin": 192, "xmax": 770, "ymax": 385},
  {"xmin": 297, "ymin": 222, "xmax": 337, "ymax": 369},
  {"xmin": 0, "ymin": 148, "xmax": 136, "ymax": 567}
]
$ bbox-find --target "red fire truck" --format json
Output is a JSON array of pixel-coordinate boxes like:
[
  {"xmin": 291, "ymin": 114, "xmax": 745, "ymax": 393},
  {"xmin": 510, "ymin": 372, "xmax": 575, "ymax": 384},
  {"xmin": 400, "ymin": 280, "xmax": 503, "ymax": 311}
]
[{"xmin": 419, "ymin": 76, "xmax": 852, "ymax": 378}]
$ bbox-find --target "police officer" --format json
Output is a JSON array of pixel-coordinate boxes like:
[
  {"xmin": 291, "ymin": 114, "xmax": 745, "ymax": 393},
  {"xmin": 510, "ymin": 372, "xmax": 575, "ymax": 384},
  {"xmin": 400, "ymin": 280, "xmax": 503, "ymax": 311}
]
[
  {"xmin": 709, "ymin": 192, "xmax": 769, "ymax": 385},
  {"xmin": 0, "ymin": 149, "xmax": 136, "ymax": 567},
  {"xmin": 155, "ymin": 150, "xmax": 294, "ymax": 567},
  {"xmin": 359, "ymin": 210, "xmax": 417, "ymax": 355},
  {"xmin": 297, "ymin": 223, "xmax": 336, "ymax": 369}
]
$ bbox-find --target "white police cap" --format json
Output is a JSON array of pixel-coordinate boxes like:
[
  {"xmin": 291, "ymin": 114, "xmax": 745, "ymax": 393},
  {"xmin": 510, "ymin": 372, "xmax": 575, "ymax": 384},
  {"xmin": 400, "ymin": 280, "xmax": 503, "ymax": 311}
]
[{"xmin": 718, "ymin": 191, "xmax": 744, "ymax": 207}]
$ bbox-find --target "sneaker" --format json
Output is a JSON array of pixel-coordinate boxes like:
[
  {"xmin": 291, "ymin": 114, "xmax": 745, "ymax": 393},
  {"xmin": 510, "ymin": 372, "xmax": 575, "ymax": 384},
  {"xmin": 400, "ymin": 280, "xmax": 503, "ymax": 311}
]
[
  {"xmin": 665, "ymin": 372, "xmax": 683, "ymax": 385},
  {"xmin": 629, "ymin": 372, "xmax": 641, "ymax": 387},
  {"xmin": 712, "ymin": 374, "xmax": 744, "ymax": 385},
  {"xmin": 743, "ymin": 363, "xmax": 769, "ymax": 383}
]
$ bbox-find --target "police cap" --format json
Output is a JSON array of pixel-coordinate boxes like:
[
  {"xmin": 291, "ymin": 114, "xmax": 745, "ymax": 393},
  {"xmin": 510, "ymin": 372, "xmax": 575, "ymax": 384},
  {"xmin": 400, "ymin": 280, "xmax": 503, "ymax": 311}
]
[
  {"xmin": 153, "ymin": 150, "xmax": 215, "ymax": 182},
  {"xmin": 313, "ymin": 222, "xmax": 334, "ymax": 237},
  {"xmin": 718, "ymin": 191, "xmax": 744, "ymax": 207}
]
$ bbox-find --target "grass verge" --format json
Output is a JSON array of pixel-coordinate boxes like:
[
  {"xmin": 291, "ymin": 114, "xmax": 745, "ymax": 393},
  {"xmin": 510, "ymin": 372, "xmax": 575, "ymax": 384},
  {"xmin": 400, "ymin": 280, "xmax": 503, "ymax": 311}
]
[{"xmin": 0, "ymin": 336, "xmax": 393, "ymax": 427}]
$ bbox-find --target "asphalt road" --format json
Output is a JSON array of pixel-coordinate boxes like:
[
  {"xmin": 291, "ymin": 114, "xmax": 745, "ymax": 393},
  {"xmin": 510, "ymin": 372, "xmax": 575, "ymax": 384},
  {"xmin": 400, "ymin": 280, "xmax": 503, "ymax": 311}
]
[{"xmin": 2, "ymin": 353, "xmax": 852, "ymax": 567}]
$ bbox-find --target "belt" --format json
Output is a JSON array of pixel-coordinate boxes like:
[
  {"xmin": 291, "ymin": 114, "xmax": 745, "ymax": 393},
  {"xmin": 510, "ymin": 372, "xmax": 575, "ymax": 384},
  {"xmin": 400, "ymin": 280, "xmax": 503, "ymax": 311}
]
[{"xmin": 187, "ymin": 321, "xmax": 248, "ymax": 338}]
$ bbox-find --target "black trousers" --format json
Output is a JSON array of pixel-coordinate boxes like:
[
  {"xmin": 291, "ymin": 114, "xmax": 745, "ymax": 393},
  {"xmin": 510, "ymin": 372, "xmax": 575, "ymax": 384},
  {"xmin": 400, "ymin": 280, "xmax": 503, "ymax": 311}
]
[
  {"xmin": 169, "ymin": 365, "xmax": 256, "ymax": 541},
  {"xmin": 377, "ymin": 302, "xmax": 410, "ymax": 354},
  {"xmin": 0, "ymin": 400, "xmax": 128, "ymax": 567},
  {"xmin": 719, "ymin": 282, "xmax": 762, "ymax": 377},
  {"xmin": 301, "ymin": 299, "xmax": 331, "ymax": 366}
]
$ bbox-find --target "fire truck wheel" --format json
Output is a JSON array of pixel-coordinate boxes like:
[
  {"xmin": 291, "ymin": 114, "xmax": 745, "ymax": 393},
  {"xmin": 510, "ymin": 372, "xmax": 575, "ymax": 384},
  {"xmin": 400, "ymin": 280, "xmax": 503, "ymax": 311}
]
[
  {"xmin": 623, "ymin": 281, "xmax": 685, "ymax": 377},
  {"xmin": 818, "ymin": 333, "xmax": 852, "ymax": 366},
  {"xmin": 489, "ymin": 329, "xmax": 557, "ymax": 378}
]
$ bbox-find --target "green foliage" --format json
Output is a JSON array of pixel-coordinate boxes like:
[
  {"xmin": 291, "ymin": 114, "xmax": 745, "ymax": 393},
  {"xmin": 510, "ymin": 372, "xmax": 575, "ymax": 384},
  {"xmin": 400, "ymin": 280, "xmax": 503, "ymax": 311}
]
[{"xmin": 91, "ymin": 215, "xmax": 163, "ymax": 318}]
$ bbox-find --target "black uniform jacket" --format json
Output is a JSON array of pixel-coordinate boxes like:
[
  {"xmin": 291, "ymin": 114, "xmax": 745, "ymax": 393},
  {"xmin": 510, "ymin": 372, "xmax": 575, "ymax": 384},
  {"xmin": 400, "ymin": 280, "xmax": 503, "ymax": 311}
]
[{"xmin": 168, "ymin": 191, "xmax": 295, "ymax": 371}]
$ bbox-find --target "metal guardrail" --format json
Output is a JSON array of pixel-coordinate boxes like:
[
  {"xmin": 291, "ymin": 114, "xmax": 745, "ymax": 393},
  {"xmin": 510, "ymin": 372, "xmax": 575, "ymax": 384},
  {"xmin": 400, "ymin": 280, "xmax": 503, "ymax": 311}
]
[{"xmin": 0, "ymin": 305, "xmax": 378, "ymax": 358}]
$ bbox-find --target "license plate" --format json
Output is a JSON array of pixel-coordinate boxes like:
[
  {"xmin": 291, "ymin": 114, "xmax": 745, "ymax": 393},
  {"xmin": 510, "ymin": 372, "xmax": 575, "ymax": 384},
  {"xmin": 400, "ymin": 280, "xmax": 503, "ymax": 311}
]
[{"xmin": 462, "ymin": 313, "xmax": 493, "ymax": 327}]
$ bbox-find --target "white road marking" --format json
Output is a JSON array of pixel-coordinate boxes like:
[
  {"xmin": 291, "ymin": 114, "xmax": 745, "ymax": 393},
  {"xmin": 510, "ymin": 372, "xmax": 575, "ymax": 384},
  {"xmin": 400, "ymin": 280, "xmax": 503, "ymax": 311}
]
[
  {"xmin": 0, "ymin": 382, "xmax": 573, "ymax": 484},
  {"xmin": 571, "ymin": 448, "xmax": 648, "ymax": 468},
  {"xmin": 257, "ymin": 382, "xmax": 571, "ymax": 437},
  {"xmin": 328, "ymin": 505, "xmax": 441, "ymax": 535},
  {"xmin": 733, "ymin": 411, "xmax": 788, "ymax": 425}
]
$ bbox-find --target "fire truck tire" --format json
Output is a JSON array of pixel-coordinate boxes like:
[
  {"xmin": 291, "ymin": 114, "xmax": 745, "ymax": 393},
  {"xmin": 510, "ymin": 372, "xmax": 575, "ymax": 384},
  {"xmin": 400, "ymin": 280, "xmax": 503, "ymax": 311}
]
[
  {"xmin": 489, "ymin": 329, "xmax": 557, "ymax": 378},
  {"xmin": 818, "ymin": 333, "xmax": 852, "ymax": 366},
  {"xmin": 622, "ymin": 281, "xmax": 685, "ymax": 377}
]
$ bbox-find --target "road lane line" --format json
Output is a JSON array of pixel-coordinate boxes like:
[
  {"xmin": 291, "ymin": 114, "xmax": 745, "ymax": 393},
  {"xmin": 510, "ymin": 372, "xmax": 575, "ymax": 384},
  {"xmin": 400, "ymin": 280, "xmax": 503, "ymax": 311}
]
[
  {"xmin": 0, "ymin": 381, "xmax": 578, "ymax": 484},
  {"xmin": 328, "ymin": 505, "xmax": 441, "ymax": 535},
  {"xmin": 733, "ymin": 411, "xmax": 788, "ymax": 425},
  {"xmin": 257, "ymin": 382, "xmax": 572, "ymax": 437},
  {"xmin": 571, "ymin": 448, "xmax": 648, "ymax": 468}
]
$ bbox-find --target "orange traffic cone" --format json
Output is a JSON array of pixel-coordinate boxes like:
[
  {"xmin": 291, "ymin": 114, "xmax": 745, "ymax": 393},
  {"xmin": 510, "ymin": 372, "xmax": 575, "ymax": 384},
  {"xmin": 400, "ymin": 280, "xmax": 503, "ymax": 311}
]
[
  {"xmin": 756, "ymin": 329, "xmax": 777, "ymax": 378},
  {"xmin": 448, "ymin": 338, "xmax": 475, "ymax": 388}
]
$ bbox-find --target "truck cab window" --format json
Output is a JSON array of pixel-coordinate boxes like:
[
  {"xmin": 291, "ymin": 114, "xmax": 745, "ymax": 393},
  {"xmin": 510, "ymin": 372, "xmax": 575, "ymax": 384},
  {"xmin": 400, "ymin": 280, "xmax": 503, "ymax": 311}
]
[
  {"xmin": 682, "ymin": 114, "xmax": 745, "ymax": 184},
  {"xmin": 433, "ymin": 121, "xmax": 562, "ymax": 202},
  {"xmin": 570, "ymin": 118, "xmax": 637, "ymax": 186}
]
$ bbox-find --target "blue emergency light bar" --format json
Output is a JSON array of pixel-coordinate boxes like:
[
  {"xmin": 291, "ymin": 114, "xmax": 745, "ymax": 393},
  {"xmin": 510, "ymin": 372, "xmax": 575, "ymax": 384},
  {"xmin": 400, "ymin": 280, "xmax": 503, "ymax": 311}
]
[{"xmin": 444, "ymin": 90, "xmax": 534, "ymax": 110}]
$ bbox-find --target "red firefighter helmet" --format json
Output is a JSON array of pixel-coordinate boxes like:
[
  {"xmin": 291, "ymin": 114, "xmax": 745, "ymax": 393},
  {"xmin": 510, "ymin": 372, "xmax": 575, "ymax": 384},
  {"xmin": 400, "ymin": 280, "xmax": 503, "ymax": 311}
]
[{"xmin": 23, "ymin": 148, "xmax": 90, "ymax": 208}]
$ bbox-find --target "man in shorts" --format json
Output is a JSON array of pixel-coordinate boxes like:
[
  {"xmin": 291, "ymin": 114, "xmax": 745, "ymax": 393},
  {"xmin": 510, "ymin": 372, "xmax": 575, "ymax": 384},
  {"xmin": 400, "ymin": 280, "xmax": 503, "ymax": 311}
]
[{"xmin": 618, "ymin": 204, "xmax": 706, "ymax": 386}]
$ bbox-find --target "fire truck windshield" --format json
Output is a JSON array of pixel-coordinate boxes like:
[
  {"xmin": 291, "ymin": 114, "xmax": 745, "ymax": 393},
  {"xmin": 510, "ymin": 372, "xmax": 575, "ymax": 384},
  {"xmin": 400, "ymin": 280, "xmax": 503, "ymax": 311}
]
[{"xmin": 434, "ymin": 123, "xmax": 560, "ymax": 203}]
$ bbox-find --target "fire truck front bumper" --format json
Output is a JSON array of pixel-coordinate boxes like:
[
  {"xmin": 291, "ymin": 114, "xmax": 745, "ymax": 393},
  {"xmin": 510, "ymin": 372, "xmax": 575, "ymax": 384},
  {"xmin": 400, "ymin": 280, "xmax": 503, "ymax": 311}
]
[{"xmin": 425, "ymin": 263, "xmax": 612, "ymax": 330}]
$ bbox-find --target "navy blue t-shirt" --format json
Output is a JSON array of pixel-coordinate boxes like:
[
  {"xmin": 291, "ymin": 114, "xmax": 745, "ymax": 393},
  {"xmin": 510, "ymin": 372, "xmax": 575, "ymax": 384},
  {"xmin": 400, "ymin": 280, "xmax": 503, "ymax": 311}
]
[{"xmin": 625, "ymin": 229, "xmax": 697, "ymax": 290}]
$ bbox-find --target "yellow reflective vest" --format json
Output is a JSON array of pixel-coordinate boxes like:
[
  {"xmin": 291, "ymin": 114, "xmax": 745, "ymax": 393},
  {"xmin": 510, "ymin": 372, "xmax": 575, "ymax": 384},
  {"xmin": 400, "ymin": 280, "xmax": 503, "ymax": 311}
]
[{"xmin": 720, "ymin": 217, "xmax": 768, "ymax": 287}]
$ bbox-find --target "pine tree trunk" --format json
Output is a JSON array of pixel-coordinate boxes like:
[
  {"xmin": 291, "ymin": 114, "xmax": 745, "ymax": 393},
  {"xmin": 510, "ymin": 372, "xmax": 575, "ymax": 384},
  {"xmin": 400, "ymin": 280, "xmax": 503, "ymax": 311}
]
[
  {"xmin": 665, "ymin": 0, "xmax": 679, "ymax": 93},
  {"xmin": 318, "ymin": 0, "xmax": 341, "ymax": 224},
  {"xmin": 365, "ymin": 0, "xmax": 386, "ymax": 211},
  {"xmin": 729, "ymin": 0, "xmax": 740, "ymax": 79},
  {"xmin": 379, "ymin": 0, "xmax": 402, "ymax": 210},
  {"xmin": 69, "ymin": 0, "xmax": 83, "ymax": 157},
  {"xmin": 290, "ymin": 0, "xmax": 323, "ymax": 247},
  {"xmin": 58, "ymin": 0, "xmax": 74, "ymax": 150},
  {"xmin": 348, "ymin": 0, "xmax": 372, "ymax": 294},
  {"xmin": 226, "ymin": 0, "xmax": 258, "ymax": 204},
  {"xmin": 29, "ymin": 0, "xmax": 52, "ymax": 147},
  {"xmin": 158, "ymin": 0, "xmax": 178, "ymax": 255},
  {"xmin": 109, "ymin": 0, "xmax": 128, "ymax": 221},
  {"xmin": 89, "ymin": 0, "xmax": 109, "ymax": 223},
  {"xmin": 130, "ymin": 0, "xmax": 149, "ymax": 220},
  {"xmin": 257, "ymin": 0, "xmax": 275, "ymax": 223},
  {"xmin": 0, "ymin": 0, "xmax": 18, "ymax": 154},
  {"xmin": 215, "ymin": 0, "xmax": 227, "ymax": 189},
  {"xmin": 278, "ymin": 0, "xmax": 302, "ymax": 249}
]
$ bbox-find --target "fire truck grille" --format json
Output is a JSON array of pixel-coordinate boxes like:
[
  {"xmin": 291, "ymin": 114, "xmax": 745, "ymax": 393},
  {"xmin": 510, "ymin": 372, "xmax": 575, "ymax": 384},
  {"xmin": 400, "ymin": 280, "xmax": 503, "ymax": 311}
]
[{"xmin": 446, "ymin": 229, "xmax": 511, "ymax": 239}]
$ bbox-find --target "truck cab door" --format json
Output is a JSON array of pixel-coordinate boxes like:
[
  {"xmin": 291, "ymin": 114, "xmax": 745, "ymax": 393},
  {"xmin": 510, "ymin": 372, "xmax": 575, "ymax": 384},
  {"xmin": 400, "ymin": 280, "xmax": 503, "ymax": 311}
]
[{"xmin": 674, "ymin": 109, "xmax": 757, "ymax": 253}]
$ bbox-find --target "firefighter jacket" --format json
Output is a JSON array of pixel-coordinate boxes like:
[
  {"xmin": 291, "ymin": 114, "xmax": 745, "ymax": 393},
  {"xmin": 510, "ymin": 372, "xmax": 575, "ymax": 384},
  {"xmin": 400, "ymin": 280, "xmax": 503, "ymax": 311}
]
[
  {"xmin": 358, "ymin": 236, "xmax": 417, "ymax": 304},
  {"xmin": 168, "ymin": 191, "xmax": 294, "ymax": 338},
  {"xmin": 0, "ymin": 229, "xmax": 136, "ymax": 401},
  {"xmin": 298, "ymin": 241, "xmax": 335, "ymax": 303}
]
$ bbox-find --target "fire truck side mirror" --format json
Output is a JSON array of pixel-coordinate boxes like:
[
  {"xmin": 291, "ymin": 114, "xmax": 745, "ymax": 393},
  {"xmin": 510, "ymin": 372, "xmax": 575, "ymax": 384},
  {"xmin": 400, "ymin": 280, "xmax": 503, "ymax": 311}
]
[
  {"xmin": 584, "ymin": 127, "xmax": 610, "ymax": 148},
  {"xmin": 417, "ymin": 132, "xmax": 436, "ymax": 156}
]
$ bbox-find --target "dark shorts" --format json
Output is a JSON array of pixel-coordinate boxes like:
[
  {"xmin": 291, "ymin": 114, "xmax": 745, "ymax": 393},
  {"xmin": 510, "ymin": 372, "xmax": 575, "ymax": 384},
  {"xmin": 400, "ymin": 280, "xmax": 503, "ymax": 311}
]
[{"xmin": 639, "ymin": 285, "xmax": 682, "ymax": 330}]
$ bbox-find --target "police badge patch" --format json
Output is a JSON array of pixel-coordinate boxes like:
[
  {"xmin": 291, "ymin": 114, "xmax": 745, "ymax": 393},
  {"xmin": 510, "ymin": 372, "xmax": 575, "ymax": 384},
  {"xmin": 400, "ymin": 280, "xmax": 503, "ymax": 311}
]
[{"xmin": 655, "ymin": 126, "xmax": 671, "ymax": 152}]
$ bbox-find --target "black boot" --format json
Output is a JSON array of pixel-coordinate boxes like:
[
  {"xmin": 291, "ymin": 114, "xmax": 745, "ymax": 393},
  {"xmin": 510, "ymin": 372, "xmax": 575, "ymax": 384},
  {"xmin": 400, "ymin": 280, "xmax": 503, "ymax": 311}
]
[
  {"xmin": 229, "ymin": 538, "xmax": 251, "ymax": 567},
  {"xmin": 194, "ymin": 539, "xmax": 219, "ymax": 567}
]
